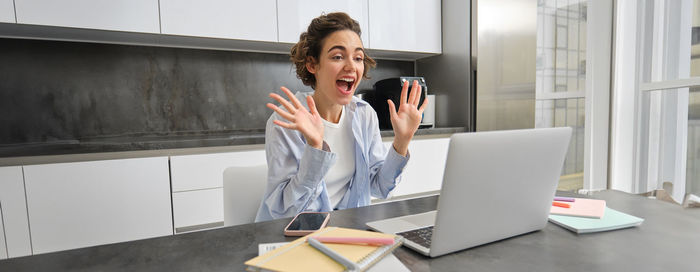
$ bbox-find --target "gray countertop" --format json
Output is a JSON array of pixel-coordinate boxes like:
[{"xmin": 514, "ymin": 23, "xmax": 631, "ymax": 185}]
[
  {"xmin": 0, "ymin": 127, "xmax": 465, "ymax": 166},
  {"xmin": 1, "ymin": 190, "xmax": 698, "ymax": 271}
]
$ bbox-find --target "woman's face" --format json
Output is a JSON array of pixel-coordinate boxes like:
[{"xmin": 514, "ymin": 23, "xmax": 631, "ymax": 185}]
[{"xmin": 307, "ymin": 29, "xmax": 365, "ymax": 106}]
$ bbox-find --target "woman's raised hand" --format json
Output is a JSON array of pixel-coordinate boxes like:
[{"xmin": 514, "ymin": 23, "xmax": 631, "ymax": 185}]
[
  {"xmin": 267, "ymin": 87, "xmax": 325, "ymax": 149},
  {"xmin": 387, "ymin": 80, "xmax": 428, "ymax": 156}
]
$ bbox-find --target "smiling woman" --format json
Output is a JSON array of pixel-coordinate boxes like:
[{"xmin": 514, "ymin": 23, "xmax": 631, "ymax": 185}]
[{"xmin": 255, "ymin": 12, "xmax": 428, "ymax": 221}]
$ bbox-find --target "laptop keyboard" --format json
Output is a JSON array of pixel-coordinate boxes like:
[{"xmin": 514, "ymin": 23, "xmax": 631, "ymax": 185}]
[{"xmin": 396, "ymin": 226, "xmax": 434, "ymax": 249}]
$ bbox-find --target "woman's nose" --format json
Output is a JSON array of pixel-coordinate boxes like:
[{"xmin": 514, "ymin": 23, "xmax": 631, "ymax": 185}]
[{"xmin": 343, "ymin": 59, "xmax": 356, "ymax": 71}]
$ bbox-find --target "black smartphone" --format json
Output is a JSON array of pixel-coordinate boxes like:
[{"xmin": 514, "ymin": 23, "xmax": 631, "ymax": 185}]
[{"xmin": 283, "ymin": 212, "xmax": 330, "ymax": 236}]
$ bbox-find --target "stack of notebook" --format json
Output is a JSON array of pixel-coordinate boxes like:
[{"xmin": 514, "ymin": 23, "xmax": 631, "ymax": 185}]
[
  {"xmin": 548, "ymin": 197, "xmax": 644, "ymax": 234},
  {"xmin": 245, "ymin": 227, "xmax": 404, "ymax": 272}
]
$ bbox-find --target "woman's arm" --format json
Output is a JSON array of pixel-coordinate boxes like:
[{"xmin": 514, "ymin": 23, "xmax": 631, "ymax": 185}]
[
  {"xmin": 364, "ymin": 106, "xmax": 409, "ymax": 199},
  {"xmin": 258, "ymin": 115, "xmax": 336, "ymax": 220},
  {"xmin": 366, "ymin": 80, "xmax": 425, "ymax": 198}
]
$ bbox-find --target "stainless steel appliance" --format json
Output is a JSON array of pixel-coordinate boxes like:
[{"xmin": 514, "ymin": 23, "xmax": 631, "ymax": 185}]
[{"xmin": 415, "ymin": 0, "xmax": 537, "ymax": 132}]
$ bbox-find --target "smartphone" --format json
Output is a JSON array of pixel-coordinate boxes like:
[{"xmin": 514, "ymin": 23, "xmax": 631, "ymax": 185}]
[{"xmin": 283, "ymin": 212, "xmax": 330, "ymax": 236}]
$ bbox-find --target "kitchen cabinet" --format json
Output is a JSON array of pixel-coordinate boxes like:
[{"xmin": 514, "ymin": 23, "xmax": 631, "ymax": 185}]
[
  {"xmin": 170, "ymin": 149, "xmax": 266, "ymax": 231},
  {"xmin": 387, "ymin": 137, "xmax": 449, "ymax": 197},
  {"xmin": 14, "ymin": 0, "xmax": 159, "ymax": 33},
  {"xmin": 0, "ymin": 205, "xmax": 6, "ymax": 259},
  {"xmin": 160, "ymin": 0, "xmax": 277, "ymax": 42},
  {"xmin": 0, "ymin": 166, "xmax": 32, "ymax": 258},
  {"xmin": 0, "ymin": 0, "xmax": 15, "ymax": 23},
  {"xmin": 172, "ymin": 188, "xmax": 222, "ymax": 232},
  {"xmin": 3, "ymin": 0, "xmax": 440, "ymax": 59},
  {"xmin": 368, "ymin": 0, "xmax": 442, "ymax": 53},
  {"xmin": 170, "ymin": 149, "xmax": 266, "ymax": 192},
  {"xmin": 277, "ymin": 0, "xmax": 369, "ymax": 45},
  {"xmin": 23, "ymin": 157, "xmax": 172, "ymax": 254}
]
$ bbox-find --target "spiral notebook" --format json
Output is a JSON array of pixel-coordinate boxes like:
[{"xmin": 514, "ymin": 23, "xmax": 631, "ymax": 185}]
[{"xmin": 245, "ymin": 227, "xmax": 403, "ymax": 272}]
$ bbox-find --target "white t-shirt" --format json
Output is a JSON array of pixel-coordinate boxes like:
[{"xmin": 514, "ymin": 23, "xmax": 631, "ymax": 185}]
[{"xmin": 322, "ymin": 106, "xmax": 356, "ymax": 209}]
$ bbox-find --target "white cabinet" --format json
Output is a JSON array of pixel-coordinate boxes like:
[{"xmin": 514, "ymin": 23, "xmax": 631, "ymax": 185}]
[
  {"xmin": 277, "ymin": 0, "xmax": 369, "ymax": 45},
  {"xmin": 0, "ymin": 0, "xmax": 15, "ymax": 23},
  {"xmin": 4, "ymin": 0, "xmax": 441, "ymax": 59},
  {"xmin": 0, "ymin": 166, "xmax": 32, "ymax": 258},
  {"xmin": 23, "ymin": 157, "xmax": 173, "ymax": 254},
  {"xmin": 172, "ymin": 188, "xmax": 222, "ymax": 232},
  {"xmin": 14, "ymin": 0, "xmax": 159, "ymax": 33},
  {"xmin": 368, "ymin": 0, "xmax": 441, "ymax": 53},
  {"xmin": 160, "ymin": 0, "xmax": 277, "ymax": 42},
  {"xmin": 0, "ymin": 204, "xmax": 6, "ymax": 259},
  {"xmin": 170, "ymin": 149, "xmax": 265, "ymax": 231},
  {"xmin": 390, "ymin": 137, "xmax": 449, "ymax": 197},
  {"xmin": 170, "ymin": 149, "xmax": 266, "ymax": 192}
]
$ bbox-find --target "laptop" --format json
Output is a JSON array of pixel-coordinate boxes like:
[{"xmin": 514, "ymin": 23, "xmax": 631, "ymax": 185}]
[{"xmin": 366, "ymin": 127, "xmax": 572, "ymax": 257}]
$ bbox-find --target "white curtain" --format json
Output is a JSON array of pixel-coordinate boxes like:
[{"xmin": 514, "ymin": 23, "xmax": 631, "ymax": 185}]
[{"xmin": 611, "ymin": 0, "xmax": 697, "ymax": 205}]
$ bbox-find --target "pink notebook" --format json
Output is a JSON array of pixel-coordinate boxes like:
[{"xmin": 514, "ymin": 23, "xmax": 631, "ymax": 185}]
[{"xmin": 550, "ymin": 198, "xmax": 606, "ymax": 219}]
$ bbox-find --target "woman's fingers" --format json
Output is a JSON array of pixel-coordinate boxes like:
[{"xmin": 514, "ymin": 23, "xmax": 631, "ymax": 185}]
[
  {"xmin": 409, "ymin": 80, "xmax": 421, "ymax": 106},
  {"xmin": 272, "ymin": 119, "xmax": 296, "ymax": 130},
  {"xmin": 417, "ymin": 95, "xmax": 429, "ymax": 115},
  {"xmin": 267, "ymin": 103, "xmax": 295, "ymax": 121},
  {"xmin": 387, "ymin": 99, "xmax": 397, "ymax": 120},
  {"xmin": 307, "ymin": 96, "xmax": 319, "ymax": 116},
  {"xmin": 399, "ymin": 80, "xmax": 409, "ymax": 106},
  {"xmin": 280, "ymin": 86, "xmax": 304, "ymax": 110},
  {"xmin": 269, "ymin": 93, "xmax": 296, "ymax": 114}
]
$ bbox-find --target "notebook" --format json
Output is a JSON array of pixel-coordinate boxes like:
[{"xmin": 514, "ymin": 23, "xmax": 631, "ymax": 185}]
[
  {"xmin": 245, "ymin": 227, "xmax": 403, "ymax": 272},
  {"xmin": 256, "ymin": 241, "xmax": 410, "ymax": 272},
  {"xmin": 548, "ymin": 207, "xmax": 644, "ymax": 234},
  {"xmin": 366, "ymin": 127, "xmax": 572, "ymax": 257},
  {"xmin": 550, "ymin": 198, "xmax": 607, "ymax": 219}
]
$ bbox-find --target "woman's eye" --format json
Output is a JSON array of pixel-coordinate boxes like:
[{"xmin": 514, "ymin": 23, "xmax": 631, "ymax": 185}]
[
  {"xmin": 354, "ymin": 57, "xmax": 364, "ymax": 62},
  {"xmin": 332, "ymin": 55, "xmax": 343, "ymax": 60}
]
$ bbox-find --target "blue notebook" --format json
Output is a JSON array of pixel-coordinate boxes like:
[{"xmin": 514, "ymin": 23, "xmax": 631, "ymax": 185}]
[{"xmin": 548, "ymin": 207, "xmax": 644, "ymax": 234}]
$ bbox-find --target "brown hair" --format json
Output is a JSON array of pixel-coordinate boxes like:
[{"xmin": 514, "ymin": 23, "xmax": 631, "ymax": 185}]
[{"xmin": 290, "ymin": 12, "xmax": 376, "ymax": 88}]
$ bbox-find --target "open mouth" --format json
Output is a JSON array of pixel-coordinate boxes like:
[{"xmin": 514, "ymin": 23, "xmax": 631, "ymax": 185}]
[{"xmin": 336, "ymin": 78, "xmax": 355, "ymax": 94}]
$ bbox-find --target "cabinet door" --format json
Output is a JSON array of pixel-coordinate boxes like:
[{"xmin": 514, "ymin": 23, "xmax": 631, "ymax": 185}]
[
  {"xmin": 160, "ymin": 0, "xmax": 277, "ymax": 42},
  {"xmin": 170, "ymin": 149, "xmax": 265, "ymax": 231},
  {"xmin": 23, "ymin": 157, "xmax": 172, "ymax": 254},
  {"xmin": 14, "ymin": 0, "xmax": 159, "ymax": 33},
  {"xmin": 172, "ymin": 188, "xmax": 223, "ymax": 232},
  {"xmin": 170, "ymin": 149, "xmax": 266, "ymax": 192},
  {"xmin": 390, "ymin": 138, "xmax": 449, "ymax": 197},
  {"xmin": 368, "ymin": 0, "xmax": 441, "ymax": 53},
  {"xmin": 0, "ymin": 0, "xmax": 15, "ymax": 23},
  {"xmin": 0, "ymin": 203, "xmax": 6, "ymax": 259},
  {"xmin": 277, "ymin": 0, "xmax": 369, "ymax": 45},
  {"xmin": 0, "ymin": 166, "xmax": 32, "ymax": 258}
]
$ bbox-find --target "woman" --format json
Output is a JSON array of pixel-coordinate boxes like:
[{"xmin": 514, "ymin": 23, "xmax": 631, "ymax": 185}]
[{"xmin": 255, "ymin": 12, "xmax": 427, "ymax": 221}]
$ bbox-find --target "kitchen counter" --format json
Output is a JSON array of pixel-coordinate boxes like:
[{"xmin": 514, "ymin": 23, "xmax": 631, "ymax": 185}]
[{"xmin": 0, "ymin": 127, "xmax": 466, "ymax": 166}]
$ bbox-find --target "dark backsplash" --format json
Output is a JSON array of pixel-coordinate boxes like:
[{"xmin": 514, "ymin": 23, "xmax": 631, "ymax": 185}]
[{"xmin": 0, "ymin": 38, "xmax": 413, "ymax": 145}]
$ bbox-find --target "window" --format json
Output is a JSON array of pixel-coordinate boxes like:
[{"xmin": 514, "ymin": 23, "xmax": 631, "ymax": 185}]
[
  {"xmin": 611, "ymin": 0, "xmax": 700, "ymax": 203},
  {"xmin": 536, "ymin": 0, "xmax": 588, "ymax": 191}
]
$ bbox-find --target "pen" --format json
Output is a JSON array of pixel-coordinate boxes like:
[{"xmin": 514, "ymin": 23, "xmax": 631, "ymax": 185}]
[
  {"xmin": 307, "ymin": 237, "xmax": 359, "ymax": 272},
  {"xmin": 552, "ymin": 201, "xmax": 571, "ymax": 208},
  {"xmin": 311, "ymin": 236, "xmax": 394, "ymax": 246},
  {"xmin": 553, "ymin": 196, "xmax": 575, "ymax": 202}
]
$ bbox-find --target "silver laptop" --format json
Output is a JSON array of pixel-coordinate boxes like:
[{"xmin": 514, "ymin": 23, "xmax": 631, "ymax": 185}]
[{"xmin": 366, "ymin": 127, "xmax": 572, "ymax": 257}]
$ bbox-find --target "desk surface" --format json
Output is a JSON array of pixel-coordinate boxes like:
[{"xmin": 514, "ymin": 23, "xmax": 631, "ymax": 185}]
[{"xmin": 1, "ymin": 190, "xmax": 699, "ymax": 271}]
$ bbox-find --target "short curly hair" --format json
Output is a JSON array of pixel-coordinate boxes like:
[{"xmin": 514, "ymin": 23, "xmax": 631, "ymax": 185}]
[{"xmin": 290, "ymin": 12, "xmax": 376, "ymax": 88}]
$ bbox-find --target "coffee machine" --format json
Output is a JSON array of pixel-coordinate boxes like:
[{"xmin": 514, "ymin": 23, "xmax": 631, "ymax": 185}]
[{"xmin": 371, "ymin": 76, "xmax": 430, "ymax": 130}]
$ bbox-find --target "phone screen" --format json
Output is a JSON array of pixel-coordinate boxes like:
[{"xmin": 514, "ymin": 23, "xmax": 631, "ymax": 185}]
[{"xmin": 287, "ymin": 213, "xmax": 329, "ymax": 231}]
